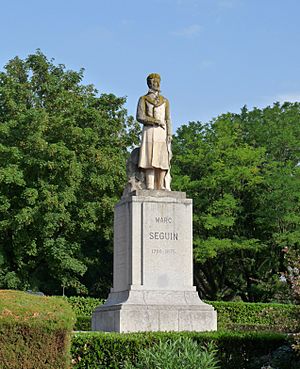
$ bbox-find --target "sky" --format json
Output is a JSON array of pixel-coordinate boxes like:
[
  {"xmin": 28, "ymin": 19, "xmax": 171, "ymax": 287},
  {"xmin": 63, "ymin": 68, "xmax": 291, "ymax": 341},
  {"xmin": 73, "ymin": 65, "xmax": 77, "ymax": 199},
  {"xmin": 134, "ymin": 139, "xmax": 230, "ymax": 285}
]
[{"xmin": 1, "ymin": 0, "xmax": 300, "ymax": 132}]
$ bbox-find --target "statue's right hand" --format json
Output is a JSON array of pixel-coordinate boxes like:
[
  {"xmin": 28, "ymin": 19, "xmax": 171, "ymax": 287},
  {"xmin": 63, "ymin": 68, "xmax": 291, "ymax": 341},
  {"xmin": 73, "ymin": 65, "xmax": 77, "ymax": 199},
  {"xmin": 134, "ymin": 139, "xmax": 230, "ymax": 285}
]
[{"xmin": 145, "ymin": 119, "xmax": 160, "ymax": 126}]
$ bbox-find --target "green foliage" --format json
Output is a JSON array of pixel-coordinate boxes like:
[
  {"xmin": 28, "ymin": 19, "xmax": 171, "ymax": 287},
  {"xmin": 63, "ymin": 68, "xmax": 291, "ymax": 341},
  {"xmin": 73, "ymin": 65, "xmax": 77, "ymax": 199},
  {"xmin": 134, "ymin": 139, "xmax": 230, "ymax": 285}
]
[
  {"xmin": 209, "ymin": 301, "xmax": 300, "ymax": 333},
  {"xmin": 0, "ymin": 289, "xmax": 75, "ymax": 369},
  {"xmin": 123, "ymin": 337, "xmax": 219, "ymax": 369},
  {"xmin": 256, "ymin": 344, "xmax": 300, "ymax": 369},
  {"xmin": 282, "ymin": 248, "xmax": 300, "ymax": 303},
  {"xmin": 172, "ymin": 103, "xmax": 300, "ymax": 301},
  {"xmin": 71, "ymin": 332, "xmax": 146, "ymax": 368},
  {"xmin": 0, "ymin": 51, "xmax": 140, "ymax": 296},
  {"xmin": 74, "ymin": 316, "xmax": 91, "ymax": 331},
  {"xmin": 292, "ymin": 334, "xmax": 300, "ymax": 357},
  {"xmin": 65, "ymin": 296, "xmax": 104, "ymax": 316},
  {"xmin": 65, "ymin": 296, "xmax": 104, "ymax": 330},
  {"xmin": 71, "ymin": 331, "xmax": 297, "ymax": 369}
]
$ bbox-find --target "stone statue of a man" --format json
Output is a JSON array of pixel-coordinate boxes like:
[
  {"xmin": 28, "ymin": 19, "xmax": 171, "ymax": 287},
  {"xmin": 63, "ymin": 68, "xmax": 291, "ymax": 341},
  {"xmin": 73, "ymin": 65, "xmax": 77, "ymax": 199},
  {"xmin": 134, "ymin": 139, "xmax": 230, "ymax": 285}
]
[{"xmin": 137, "ymin": 73, "xmax": 172, "ymax": 190}]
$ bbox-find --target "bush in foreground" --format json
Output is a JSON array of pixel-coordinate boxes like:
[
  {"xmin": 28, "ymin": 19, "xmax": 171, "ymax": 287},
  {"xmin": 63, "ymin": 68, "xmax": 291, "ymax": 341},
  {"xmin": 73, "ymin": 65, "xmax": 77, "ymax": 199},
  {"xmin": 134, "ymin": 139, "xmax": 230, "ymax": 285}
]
[
  {"xmin": 0, "ymin": 290, "xmax": 75, "ymax": 369},
  {"xmin": 71, "ymin": 331, "xmax": 300, "ymax": 369},
  {"xmin": 123, "ymin": 337, "xmax": 219, "ymax": 369}
]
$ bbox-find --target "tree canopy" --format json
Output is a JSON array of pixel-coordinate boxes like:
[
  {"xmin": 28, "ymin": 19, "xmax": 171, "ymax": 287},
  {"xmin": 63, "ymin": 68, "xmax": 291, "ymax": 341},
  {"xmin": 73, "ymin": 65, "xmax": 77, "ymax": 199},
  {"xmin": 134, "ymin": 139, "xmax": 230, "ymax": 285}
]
[
  {"xmin": 0, "ymin": 51, "xmax": 139, "ymax": 295},
  {"xmin": 172, "ymin": 103, "xmax": 300, "ymax": 302}
]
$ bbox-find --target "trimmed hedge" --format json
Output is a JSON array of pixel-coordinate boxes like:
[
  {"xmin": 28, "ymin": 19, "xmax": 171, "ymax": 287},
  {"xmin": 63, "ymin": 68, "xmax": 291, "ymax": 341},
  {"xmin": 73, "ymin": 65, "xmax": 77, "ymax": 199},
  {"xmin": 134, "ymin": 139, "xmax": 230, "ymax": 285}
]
[
  {"xmin": 65, "ymin": 296, "xmax": 103, "ymax": 331},
  {"xmin": 209, "ymin": 301, "xmax": 300, "ymax": 333},
  {"xmin": 71, "ymin": 331, "xmax": 300, "ymax": 369},
  {"xmin": 65, "ymin": 296, "xmax": 104, "ymax": 317},
  {"xmin": 75, "ymin": 316, "xmax": 91, "ymax": 331},
  {"xmin": 0, "ymin": 290, "xmax": 76, "ymax": 369}
]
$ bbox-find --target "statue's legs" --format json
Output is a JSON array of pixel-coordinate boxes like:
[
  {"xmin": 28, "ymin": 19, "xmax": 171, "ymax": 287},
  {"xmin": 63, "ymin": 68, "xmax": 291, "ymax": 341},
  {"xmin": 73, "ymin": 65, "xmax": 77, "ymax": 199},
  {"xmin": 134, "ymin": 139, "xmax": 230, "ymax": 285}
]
[
  {"xmin": 155, "ymin": 169, "xmax": 166, "ymax": 190},
  {"xmin": 145, "ymin": 168, "xmax": 167, "ymax": 190},
  {"xmin": 145, "ymin": 169, "xmax": 155, "ymax": 189},
  {"xmin": 164, "ymin": 170, "xmax": 171, "ymax": 191}
]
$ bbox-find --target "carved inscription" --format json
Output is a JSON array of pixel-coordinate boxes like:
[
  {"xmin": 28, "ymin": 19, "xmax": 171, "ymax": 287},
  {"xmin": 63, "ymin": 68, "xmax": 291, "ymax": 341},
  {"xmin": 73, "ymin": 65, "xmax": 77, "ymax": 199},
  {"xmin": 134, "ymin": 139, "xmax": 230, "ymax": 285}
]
[
  {"xmin": 149, "ymin": 216, "xmax": 178, "ymax": 256},
  {"xmin": 155, "ymin": 216, "xmax": 172, "ymax": 224},
  {"xmin": 149, "ymin": 232, "xmax": 178, "ymax": 240},
  {"xmin": 152, "ymin": 248, "xmax": 176, "ymax": 255}
]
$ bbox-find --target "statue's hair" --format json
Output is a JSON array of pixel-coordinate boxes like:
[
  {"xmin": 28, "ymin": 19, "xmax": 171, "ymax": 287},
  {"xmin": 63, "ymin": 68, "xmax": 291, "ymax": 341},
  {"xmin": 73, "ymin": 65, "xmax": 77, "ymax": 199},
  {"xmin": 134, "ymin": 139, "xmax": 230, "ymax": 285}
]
[{"xmin": 147, "ymin": 73, "xmax": 161, "ymax": 83}]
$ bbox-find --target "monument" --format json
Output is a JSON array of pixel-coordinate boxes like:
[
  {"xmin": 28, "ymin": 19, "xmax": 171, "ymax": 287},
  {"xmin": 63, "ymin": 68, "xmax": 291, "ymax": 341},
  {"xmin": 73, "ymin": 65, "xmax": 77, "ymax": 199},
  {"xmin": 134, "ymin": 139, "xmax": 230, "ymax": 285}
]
[{"xmin": 92, "ymin": 74, "xmax": 217, "ymax": 332}]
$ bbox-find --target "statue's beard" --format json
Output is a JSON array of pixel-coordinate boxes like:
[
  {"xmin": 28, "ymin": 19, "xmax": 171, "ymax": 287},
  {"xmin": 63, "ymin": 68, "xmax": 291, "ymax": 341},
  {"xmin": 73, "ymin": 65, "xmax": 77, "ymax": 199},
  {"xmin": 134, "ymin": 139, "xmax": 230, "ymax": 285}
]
[{"xmin": 148, "ymin": 88, "xmax": 160, "ymax": 95}]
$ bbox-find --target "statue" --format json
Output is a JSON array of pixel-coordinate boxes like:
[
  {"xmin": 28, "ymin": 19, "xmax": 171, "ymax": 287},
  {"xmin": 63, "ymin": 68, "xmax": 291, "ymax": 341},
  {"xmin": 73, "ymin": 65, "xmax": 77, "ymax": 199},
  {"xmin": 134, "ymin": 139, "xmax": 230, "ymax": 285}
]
[
  {"xmin": 93, "ymin": 77, "xmax": 217, "ymax": 334},
  {"xmin": 137, "ymin": 73, "xmax": 172, "ymax": 190},
  {"xmin": 123, "ymin": 74, "xmax": 172, "ymax": 196}
]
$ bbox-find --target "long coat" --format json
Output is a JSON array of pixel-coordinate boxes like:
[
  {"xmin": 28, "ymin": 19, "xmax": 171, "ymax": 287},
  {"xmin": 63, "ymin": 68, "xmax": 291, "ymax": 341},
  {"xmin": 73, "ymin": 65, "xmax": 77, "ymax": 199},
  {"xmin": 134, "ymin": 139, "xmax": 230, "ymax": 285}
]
[{"xmin": 137, "ymin": 92, "xmax": 171, "ymax": 170}]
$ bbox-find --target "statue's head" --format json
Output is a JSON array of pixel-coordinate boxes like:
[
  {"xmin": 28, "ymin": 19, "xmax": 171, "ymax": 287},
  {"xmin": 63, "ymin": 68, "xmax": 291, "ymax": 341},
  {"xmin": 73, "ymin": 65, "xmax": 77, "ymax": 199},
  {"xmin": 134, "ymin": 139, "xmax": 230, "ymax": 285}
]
[{"xmin": 147, "ymin": 73, "xmax": 161, "ymax": 91}]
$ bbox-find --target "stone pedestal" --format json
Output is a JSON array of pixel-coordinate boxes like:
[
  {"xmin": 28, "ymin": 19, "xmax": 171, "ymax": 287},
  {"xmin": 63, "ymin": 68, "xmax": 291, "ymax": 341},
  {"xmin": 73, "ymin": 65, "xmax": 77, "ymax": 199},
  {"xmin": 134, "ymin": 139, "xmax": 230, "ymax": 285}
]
[{"xmin": 92, "ymin": 190, "xmax": 217, "ymax": 332}]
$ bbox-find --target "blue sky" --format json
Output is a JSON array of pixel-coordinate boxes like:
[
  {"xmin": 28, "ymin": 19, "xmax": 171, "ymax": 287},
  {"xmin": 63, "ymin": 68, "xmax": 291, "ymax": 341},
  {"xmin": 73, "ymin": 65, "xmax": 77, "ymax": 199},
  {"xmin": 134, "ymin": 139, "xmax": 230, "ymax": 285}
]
[{"xmin": 1, "ymin": 0, "xmax": 300, "ymax": 132}]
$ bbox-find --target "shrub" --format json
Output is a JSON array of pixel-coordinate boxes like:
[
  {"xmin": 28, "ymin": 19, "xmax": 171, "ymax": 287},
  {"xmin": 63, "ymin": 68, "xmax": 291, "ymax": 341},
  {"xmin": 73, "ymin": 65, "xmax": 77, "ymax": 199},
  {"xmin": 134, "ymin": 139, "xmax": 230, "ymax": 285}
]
[
  {"xmin": 71, "ymin": 331, "xmax": 298, "ymax": 369},
  {"xmin": 65, "ymin": 296, "xmax": 104, "ymax": 317},
  {"xmin": 209, "ymin": 301, "xmax": 300, "ymax": 333},
  {"xmin": 292, "ymin": 333, "xmax": 300, "ymax": 356},
  {"xmin": 123, "ymin": 337, "xmax": 219, "ymax": 369},
  {"xmin": 74, "ymin": 316, "xmax": 91, "ymax": 331},
  {"xmin": 65, "ymin": 296, "xmax": 103, "ymax": 331},
  {"xmin": 71, "ymin": 332, "xmax": 146, "ymax": 368},
  {"xmin": 0, "ymin": 290, "xmax": 75, "ymax": 369}
]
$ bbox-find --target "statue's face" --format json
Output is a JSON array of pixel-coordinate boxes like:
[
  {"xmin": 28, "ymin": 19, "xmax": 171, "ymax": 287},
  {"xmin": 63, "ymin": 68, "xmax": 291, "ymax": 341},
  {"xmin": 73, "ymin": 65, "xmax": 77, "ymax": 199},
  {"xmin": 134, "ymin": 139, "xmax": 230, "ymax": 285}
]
[{"xmin": 148, "ymin": 78, "xmax": 160, "ymax": 92}]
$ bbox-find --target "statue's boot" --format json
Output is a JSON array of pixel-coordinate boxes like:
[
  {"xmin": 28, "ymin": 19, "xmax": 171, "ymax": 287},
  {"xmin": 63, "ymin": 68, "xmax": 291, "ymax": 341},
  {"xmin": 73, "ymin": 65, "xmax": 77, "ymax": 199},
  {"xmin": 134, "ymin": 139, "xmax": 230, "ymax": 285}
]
[
  {"xmin": 155, "ymin": 169, "xmax": 166, "ymax": 190},
  {"xmin": 145, "ymin": 169, "xmax": 154, "ymax": 189}
]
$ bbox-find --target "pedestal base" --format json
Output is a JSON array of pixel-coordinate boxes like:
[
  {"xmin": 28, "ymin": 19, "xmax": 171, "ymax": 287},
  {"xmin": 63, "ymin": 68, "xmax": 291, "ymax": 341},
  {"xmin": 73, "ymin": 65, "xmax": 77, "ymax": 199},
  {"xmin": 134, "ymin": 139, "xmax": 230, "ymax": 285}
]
[
  {"xmin": 92, "ymin": 191, "xmax": 217, "ymax": 333},
  {"xmin": 92, "ymin": 290, "xmax": 217, "ymax": 332}
]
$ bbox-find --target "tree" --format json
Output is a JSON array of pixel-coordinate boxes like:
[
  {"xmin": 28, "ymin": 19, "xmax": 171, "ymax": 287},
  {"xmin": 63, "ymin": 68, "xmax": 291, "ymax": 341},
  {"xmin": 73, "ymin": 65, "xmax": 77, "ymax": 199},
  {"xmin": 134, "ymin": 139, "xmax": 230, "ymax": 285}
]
[
  {"xmin": 282, "ymin": 247, "xmax": 300, "ymax": 303},
  {"xmin": 172, "ymin": 103, "xmax": 300, "ymax": 302},
  {"xmin": 0, "ymin": 51, "xmax": 139, "ymax": 295}
]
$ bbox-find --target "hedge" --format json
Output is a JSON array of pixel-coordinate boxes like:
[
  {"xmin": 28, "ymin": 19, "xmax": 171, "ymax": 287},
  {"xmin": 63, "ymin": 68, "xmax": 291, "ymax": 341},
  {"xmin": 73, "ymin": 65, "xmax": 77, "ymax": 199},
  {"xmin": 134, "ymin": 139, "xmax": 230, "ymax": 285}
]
[
  {"xmin": 65, "ymin": 296, "xmax": 300, "ymax": 333},
  {"xmin": 0, "ymin": 290, "xmax": 76, "ymax": 369},
  {"xmin": 65, "ymin": 296, "xmax": 104, "ymax": 317},
  {"xmin": 65, "ymin": 296, "xmax": 103, "ymax": 331},
  {"xmin": 75, "ymin": 316, "xmax": 91, "ymax": 331},
  {"xmin": 71, "ymin": 331, "xmax": 300, "ymax": 369},
  {"xmin": 209, "ymin": 301, "xmax": 300, "ymax": 333}
]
